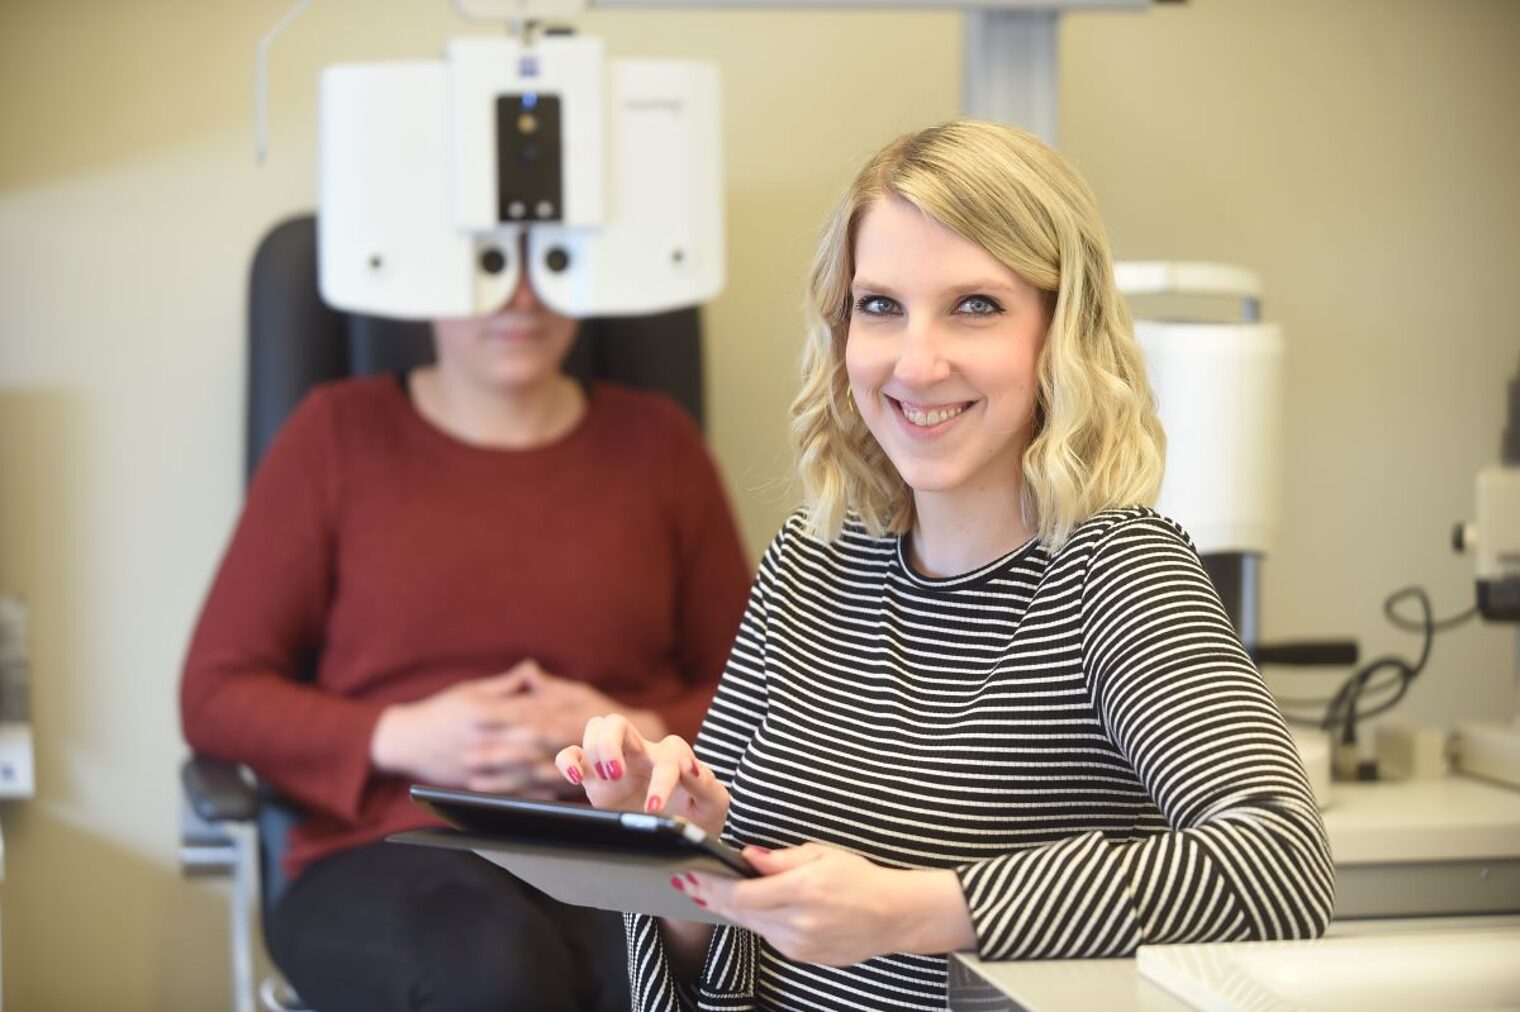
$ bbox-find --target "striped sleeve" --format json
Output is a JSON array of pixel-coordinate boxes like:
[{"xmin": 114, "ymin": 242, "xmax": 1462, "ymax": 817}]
[
  {"xmin": 954, "ymin": 514, "xmax": 1334, "ymax": 960},
  {"xmin": 622, "ymin": 531, "xmax": 783, "ymax": 1011}
]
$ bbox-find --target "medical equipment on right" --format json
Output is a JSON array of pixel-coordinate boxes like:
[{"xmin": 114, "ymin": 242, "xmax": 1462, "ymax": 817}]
[
  {"xmin": 1452, "ymin": 357, "xmax": 1520, "ymax": 788},
  {"xmin": 1117, "ymin": 263, "xmax": 1511, "ymax": 788}
]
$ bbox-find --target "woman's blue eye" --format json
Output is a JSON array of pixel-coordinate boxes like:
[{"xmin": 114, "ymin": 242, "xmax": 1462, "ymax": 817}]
[
  {"xmin": 855, "ymin": 295, "xmax": 898, "ymax": 316},
  {"xmin": 958, "ymin": 295, "xmax": 1003, "ymax": 316}
]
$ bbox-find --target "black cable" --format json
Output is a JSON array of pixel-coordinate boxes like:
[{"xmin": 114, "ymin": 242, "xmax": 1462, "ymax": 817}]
[
  {"xmin": 1268, "ymin": 587, "xmax": 1476, "ymax": 745},
  {"xmin": 1383, "ymin": 588, "xmax": 1478, "ymax": 634},
  {"xmin": 1319, "ymin": 587, "xmax": 1476, "ymax": 745}
]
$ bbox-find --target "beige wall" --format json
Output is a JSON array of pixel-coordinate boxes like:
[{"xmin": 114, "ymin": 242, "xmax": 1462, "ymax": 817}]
[
  {"xmin": 1062, "ymin": 0, "xmax": 1520, "ymax": 730},
  {"xmin": 0, "ymin": 0, "xmax": 1513, "ymax": 1007}
]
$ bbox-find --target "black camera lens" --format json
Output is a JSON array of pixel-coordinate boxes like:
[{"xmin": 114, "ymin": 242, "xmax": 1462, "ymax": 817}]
[
  {"xmin": 545, "ymin": 248, "xmax": 571, "ymax": 273},
  {"xmin": 479, "ymin": 247, "xmax": 507, "ymax": 275}
]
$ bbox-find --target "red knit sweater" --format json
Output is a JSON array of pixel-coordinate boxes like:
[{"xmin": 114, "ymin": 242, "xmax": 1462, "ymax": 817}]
[{"xmin": 181, "ymin": 376, "xmax": 751, "ymax": 878}]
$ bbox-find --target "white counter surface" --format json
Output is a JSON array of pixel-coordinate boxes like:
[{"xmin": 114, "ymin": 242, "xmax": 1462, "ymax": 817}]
[
  {"xmin": 1322, "ymin": 774, "xmax": 1520, "ymax": 864},
  {"xmin": 950, "ymin": 916, "xmax": 1520, "ymax": 1012},
  {"xmin": 950, "ymin": 775, "xmax": 1520, "ymax": 1009}
]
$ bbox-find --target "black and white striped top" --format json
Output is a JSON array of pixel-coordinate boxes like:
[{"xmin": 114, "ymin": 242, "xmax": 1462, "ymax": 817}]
[{"xmin": 627, "ymin": 507, "xmax": 1334, "ymax": 1011}]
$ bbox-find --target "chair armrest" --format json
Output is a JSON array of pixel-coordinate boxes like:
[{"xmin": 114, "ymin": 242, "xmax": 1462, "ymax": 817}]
[{"xmin": 182, "ymin": 754, "xmax": 259, "ymax": 823}]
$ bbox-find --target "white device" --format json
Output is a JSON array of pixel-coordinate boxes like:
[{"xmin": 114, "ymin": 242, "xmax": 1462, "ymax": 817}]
[
  {"xmin": 0, "ymin": 596, "xmax": 32, "ymax": 801},
  {"xmin": 0, "ymin": 725, "xmax": 33, "ymax": 801},
  {"xmin": 1451, "ymin": 359, "xmax": 1520, "ymax": 790},
  {"xmin": 1138, "ymin": 927, "xmax": 1520, "ymax": 1012},
  {"xmin": 1118, "ymin": 261, "xmax": 1284, "ymax": 557},
  {"xmin": 1454, "ymin": 470, "xmax": 1520, "ymax": 623},
  {"xmin": 318, "ymin": 34, "xmax": 724, "ymax": 320}
]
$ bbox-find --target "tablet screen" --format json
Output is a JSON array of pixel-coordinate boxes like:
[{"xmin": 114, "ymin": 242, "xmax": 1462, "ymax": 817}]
[{"xmin": 409, "ymin": 785, "xmax": 756, "ymax": 876}]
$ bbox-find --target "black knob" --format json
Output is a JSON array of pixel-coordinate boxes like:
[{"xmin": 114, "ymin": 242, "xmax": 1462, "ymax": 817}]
[
  {"xmin": 479, "ymin": 247, "xmax": 507, "ymax": 275},
  {"xmin": 545, "ymin": 248, "xmax": 571, "ymax": 273}
]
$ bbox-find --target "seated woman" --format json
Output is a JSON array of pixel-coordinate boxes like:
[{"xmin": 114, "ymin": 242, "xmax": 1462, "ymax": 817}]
[
  {"xmin": 180, "ymin": 265, "xmax": 751, "ymax": 1012},
  {"xmin": 557, "ymin": 119, "xmax": 1333, "ymax": 1010}
]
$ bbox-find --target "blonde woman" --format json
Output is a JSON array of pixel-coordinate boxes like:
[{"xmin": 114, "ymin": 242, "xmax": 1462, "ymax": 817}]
[{"xmin": 557, "ymin": 120, "xmax": 1333, "ymax": 1011}]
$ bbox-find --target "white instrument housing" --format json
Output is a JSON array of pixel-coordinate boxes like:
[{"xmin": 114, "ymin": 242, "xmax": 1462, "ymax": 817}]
[
  {"xmin": 318, "ymin": 35, "xmax": 723, "ymax": 320},
  {"xmin": 1121, "ymin": 262, "xmax": 1284, "ymax": 557}
]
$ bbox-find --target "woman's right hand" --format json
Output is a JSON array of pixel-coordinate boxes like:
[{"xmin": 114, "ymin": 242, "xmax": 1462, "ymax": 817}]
[
  {"xmin": 370, "ymin": 667, "xmax": 563, "ymax": 795},
  {"xmin": 555, "ymin": 714, "xmax": 730, "ymax": 840}
]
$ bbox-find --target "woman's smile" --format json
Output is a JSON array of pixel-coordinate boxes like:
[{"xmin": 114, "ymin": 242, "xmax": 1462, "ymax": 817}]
[{"xmin": 887, "ymin": 395, "xmax": 978, "ymax": 435}]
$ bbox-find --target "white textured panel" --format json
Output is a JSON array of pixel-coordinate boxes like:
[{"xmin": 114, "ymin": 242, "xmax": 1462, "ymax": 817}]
[
  {"xmin": 319, "ymin": 62, "xmax": 500, "ymax": 318},
  {"xmin": 1138, "ymin": 320, "xmax": 1284, "ymax": 556}
]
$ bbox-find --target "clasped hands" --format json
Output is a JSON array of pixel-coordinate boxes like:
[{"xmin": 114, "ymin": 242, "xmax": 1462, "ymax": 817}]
[
  {"xmin": 554, "ymin": 714, "xmax": 967, "ymax": 967},
  {"xmin": 370, "ymin": 660, "xmax": 663, "ymax": 798}
]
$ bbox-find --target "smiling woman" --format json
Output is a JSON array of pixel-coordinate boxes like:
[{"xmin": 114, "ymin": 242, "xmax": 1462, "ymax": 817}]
[
  {"xmin": 794, "ymin": 119, "xmax": 1164, "ymax": 560},
  {"xmin": 843, "ymin": 197, "xmax": 1050, "ymax": 577},
  {"xmin": 559, "ymin": 120, "xmax": 1333, "ymax": 1012}
]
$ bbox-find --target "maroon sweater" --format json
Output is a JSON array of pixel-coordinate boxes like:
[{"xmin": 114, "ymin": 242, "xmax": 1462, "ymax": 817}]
[{"xmin": 181, "ymin": 376, "xmax": 751, "ymax": 878}]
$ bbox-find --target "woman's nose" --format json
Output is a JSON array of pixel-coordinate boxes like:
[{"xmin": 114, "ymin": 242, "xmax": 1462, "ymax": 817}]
[
  {"xmin": 893, "ymin": 321, "xmax": 951, "ymax": 387},
  {"xmin": 500, "ymin": 231, "xmax": 545, "ymax": 312},
  {"xmin": 505, "ymin": 266, "xmax": 544, "ymax": 312}
]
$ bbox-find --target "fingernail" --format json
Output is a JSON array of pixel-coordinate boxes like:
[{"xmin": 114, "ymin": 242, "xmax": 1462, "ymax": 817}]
[
  {"xmin": 670, "ymin": 876, "xmax": 685, "ymax": 891},
  {"xmin": 566, "ymin": 767, "xmax": 582, "ymax": 785},
  {"xmin": 684, "ymin": 872, "xmax": 698, "ymax": 886},
  {"xmin": 751, "ymin": 846, "xmax": 771, "ymax": 855},
  {"xmin": 645, "ymin": 795, "xmax": 661, "ymax": 813},
  {"xmin": 692, "ymin": 898, "xmax": 708, "ymax": 908},
  {"xmin": 608, "ymin": 760, "xmax": 623, "ymax": 780},
  {"xmin": 594, "ymin": 761, "xmax": 607, "ymax": 779},
  {"xmin": 688, "ymin": 759, "xmax": 700, "ymax": 777}
]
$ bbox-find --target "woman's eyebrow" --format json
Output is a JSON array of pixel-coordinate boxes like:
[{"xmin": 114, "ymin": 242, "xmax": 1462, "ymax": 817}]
[
  {"xmin": 945, "ymin": 279, "xmax": 1022, "ymax": 297},
  {"xmin": 852, "ymin": 278, "xmax": 1024, "ymax": 297},
  {"xmin": 850, "ymin": 277, "xmax": 899, "ymax": 296}
]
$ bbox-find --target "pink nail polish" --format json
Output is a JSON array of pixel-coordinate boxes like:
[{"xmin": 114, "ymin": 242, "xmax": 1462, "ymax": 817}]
[
  {"xmin": 594, "ymin": 761, "xmax": 607, "ymax": 779},
  {"xmin": 693, "ymin": 898, "xmax": 708, "ymax": 908},
  {"xmin": 608, "ymin": 759, "xmax": 623, "ymax": 780},
  {"xmin": 645, "ymin": 795, "xmax": 661, "ymax": 813},
  {"xmin": 670, "ymin": 876, "xmax": 685, "ymax": 891},
  {"xmin": 684, "ymin": 872, "xmax": 698, "ymax": 886},
  {"xmin": 566, "ymin": 767, "xmax": 582, "ymax": 785},
  {"xmin": 751, "ymin": 846, "xmax": 771, "ymax": 855}
]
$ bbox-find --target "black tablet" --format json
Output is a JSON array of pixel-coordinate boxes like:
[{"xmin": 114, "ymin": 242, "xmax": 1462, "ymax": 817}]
[{"xmin": 409, "ymin": 785, "xmax": 758, "ymax": 878}]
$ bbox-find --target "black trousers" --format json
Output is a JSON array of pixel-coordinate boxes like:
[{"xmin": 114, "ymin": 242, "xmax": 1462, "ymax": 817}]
[{"xmin": 268, "ymin": 842, "xmax": 630, "ymax": 1012}]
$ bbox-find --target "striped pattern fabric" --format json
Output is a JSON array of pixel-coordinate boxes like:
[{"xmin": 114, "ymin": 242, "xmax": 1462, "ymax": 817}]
[{"xmin": 627, "ymin": 507, "xmax": 1334, "ymax": 1011}]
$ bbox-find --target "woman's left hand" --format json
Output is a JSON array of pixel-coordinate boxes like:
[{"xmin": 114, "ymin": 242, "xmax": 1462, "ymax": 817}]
[
  {"xmin": 676, "ymin": 844, "xmax": 942, "ymax": 967},
  {"xmin": 497, "ymin": 660, "xmax": 667, "ymax": 751}
]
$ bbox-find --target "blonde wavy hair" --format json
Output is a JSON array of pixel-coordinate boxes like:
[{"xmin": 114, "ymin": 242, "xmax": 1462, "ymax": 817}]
[{"xmin": 789, "ymin": 119, "xmax": 1165, "ymax": 552}]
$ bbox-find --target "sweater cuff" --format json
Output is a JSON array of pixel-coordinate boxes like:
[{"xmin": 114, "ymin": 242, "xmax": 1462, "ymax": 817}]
[
  {"xmin": 264, "ymin": 696, "xmax": 390, "ymax": 823},
  {"xmin": 697, "ymin": 923, "xmax": 756, "ymax": 1005}
]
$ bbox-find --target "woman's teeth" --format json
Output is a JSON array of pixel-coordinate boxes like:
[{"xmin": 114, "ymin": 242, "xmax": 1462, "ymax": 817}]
[{"xmin": 901, "ymin": 402, "xmax": 968, "ymax": 427}]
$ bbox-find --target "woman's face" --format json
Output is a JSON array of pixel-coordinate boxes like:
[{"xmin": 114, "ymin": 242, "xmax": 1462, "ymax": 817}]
[
  {"xmin": 844, "ymin": 197, "xmax": 1048, "ymax": 502},
  {"xmin": 431, "ymin": 268, "xmax": 579, "ymax": 392}
]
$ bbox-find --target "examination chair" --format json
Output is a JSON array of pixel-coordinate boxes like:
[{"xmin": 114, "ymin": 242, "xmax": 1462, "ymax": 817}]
[{"xmin": 179, "ymin": 214, "xmax": 709, "ymax": 1012}]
